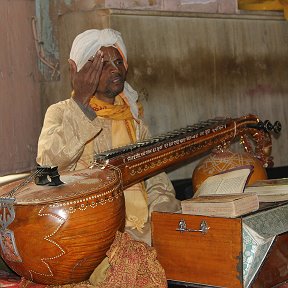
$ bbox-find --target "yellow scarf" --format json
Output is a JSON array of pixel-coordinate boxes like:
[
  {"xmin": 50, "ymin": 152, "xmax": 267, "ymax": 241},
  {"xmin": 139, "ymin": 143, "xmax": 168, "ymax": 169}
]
[
  {"xmin": 89, "ymin": 94, "xmax": 142, "ymax": 121},
  {"xmin": 89, "ymin": 94, "xmax": 148, "ymax": 232}
]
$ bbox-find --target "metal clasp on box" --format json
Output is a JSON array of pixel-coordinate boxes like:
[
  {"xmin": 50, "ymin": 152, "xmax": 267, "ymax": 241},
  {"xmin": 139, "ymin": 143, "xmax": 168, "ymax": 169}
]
[{"xmin": 176, "ymin": 219, "xmax": 210, "ymax": 234}]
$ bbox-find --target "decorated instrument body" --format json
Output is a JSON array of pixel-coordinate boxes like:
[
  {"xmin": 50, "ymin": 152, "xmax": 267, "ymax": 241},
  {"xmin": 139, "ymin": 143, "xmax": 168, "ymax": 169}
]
[
  {"xmin": 0, "ymin": 114, "xmax": 280, "ymax": 285},
  {"xmin": 0, "ymin": 167, "xmax": 125, "ymax": 285}
]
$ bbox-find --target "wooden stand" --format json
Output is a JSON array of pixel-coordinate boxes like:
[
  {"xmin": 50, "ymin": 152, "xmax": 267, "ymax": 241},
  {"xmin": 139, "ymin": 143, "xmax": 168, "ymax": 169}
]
[{"xmin": 152, "ymin": 201, "xmax": 288, "ymax": 288}]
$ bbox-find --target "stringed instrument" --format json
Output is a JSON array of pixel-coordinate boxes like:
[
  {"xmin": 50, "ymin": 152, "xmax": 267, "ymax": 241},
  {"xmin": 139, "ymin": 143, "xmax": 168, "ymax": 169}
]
[{"xmin": 0, "ymin": 114, "xmax": 281, "ymax": 285}]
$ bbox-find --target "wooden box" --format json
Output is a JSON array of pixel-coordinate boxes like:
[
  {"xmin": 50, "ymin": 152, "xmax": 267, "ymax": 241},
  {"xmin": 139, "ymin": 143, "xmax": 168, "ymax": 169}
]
[{"xmin": 152, "ymin": 201, "xmax": 288, "ymax": 288}]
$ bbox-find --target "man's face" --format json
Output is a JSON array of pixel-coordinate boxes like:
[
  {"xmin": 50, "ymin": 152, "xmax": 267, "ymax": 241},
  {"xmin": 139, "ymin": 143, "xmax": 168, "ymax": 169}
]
[{"xmin": 96, "ymin": 46, "xmax": 127, "ymax": 100}]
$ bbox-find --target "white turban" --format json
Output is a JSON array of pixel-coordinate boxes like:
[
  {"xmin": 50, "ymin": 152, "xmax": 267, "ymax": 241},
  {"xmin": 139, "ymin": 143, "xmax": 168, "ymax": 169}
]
[
  {"xmin": 69, "ymin": 28, "xmax": 139, "ymax": 119},
  {"xmin": 70, "ymin": 29, "xmax": 127, "ymax": 71}
]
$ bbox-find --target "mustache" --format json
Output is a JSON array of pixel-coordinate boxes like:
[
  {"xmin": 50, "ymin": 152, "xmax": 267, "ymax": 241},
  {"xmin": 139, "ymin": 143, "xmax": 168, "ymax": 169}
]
[{"xmin": 108, "ymin": 74, "xmax": 125, "ymax": 84}]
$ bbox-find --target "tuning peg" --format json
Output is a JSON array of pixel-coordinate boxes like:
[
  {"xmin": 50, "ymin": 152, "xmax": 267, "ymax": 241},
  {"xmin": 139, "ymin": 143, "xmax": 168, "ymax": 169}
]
[
  {"xmin": 263, "ymin": 120, "xmax": 274, "ymax": 132},
  {"xmin": 247, "ymin": 121, "xmax": 263, "ymax": 130},
  {"xmin": 247, "ymin": 120, "xmax": 281, "ymax": 134},
  {"xmin": 273, "ymin": 121, "xmax": 282, "ymax": 134}
]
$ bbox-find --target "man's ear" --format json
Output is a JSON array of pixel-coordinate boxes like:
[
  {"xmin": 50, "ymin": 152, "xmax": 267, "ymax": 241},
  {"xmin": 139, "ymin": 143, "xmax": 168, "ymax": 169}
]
[
  {"xmin": 123, "ymin": 66, "xmax": 128, "ymax": 79},
  {"xmin": 68, "ymin": 59, "xmax": 77, "ymax": 89},
  {"xmin": 68, "ymin": 59, "xmax": 77, "ymax": 75}
]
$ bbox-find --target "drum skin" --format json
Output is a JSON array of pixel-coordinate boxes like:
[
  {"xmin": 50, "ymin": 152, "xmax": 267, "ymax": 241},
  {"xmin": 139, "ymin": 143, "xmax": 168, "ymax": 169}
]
[
  {"xmin": 0, "ymin": 167, "xmax": 125, "ymax": 285},
  {"xmin": 192, "ymin": 149, "xmax": 268, "ymax": 192}
]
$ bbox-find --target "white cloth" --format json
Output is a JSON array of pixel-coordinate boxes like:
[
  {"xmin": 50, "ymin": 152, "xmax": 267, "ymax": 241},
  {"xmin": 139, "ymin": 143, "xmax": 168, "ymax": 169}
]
[{"xmin": 70, "ymin": 28, "xmax": 127, "ymax": 71}]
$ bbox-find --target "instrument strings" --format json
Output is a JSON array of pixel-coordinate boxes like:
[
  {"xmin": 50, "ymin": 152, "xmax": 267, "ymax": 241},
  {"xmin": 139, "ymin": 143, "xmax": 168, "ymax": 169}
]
[
  {"xmin": 2, "ymin": 168, "xmax": 46, "ymax": 198},
  {"xmin": 1, "ymin": 118, "xmax": 231, "ymax": 200},
  {"xmin": 94, "ymin": 118, "xmax": 228, "ymax": 163}
]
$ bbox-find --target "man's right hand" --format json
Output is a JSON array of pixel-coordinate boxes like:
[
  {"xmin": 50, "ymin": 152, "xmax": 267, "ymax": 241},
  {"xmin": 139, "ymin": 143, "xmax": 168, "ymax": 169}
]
[{"xmin": 68, "ymin": 50, "xmax": 103, "ymax": 107}]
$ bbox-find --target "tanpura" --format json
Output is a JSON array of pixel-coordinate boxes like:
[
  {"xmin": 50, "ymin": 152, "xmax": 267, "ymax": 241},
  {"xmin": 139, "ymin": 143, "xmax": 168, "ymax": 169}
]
[{"xmin": 0, "ymin": 115, "xmax": 281, "ymax": 285}]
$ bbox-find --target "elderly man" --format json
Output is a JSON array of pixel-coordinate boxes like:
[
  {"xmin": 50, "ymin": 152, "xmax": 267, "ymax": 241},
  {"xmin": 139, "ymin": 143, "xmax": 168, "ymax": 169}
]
[{"xmin": 37, "ymin": 28, "xmax": 180, "ymax": 245}]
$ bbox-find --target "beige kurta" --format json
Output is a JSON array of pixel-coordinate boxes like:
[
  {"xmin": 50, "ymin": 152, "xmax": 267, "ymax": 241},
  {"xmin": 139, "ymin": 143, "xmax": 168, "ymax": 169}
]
[{"xmin": 37, "ymin": 98, "xmax": 181, "ymax": 244}]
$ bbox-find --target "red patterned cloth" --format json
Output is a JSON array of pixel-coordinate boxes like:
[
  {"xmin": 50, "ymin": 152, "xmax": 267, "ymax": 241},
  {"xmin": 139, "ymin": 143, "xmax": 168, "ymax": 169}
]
[
  {"xmin": 0, "ymin": 270, "xmax": 20, "ymax": 287},
  {"xmin": 0, "ymin": 271, "xmax": 91, "ymax": 288},
  {"xmin": 1, "ymin": 268, "xmax": 288, "ymax": 288},
  {"xmin": 0, "ymin": 271, "xmax": 46, "ymax": 288},
  {"xmin": 91, "ymin": 231, "xmax": 167, "ymax": 288},
  {"xmin": 0, "ymin": 232, "xmax": 167, "ymax": 288}
]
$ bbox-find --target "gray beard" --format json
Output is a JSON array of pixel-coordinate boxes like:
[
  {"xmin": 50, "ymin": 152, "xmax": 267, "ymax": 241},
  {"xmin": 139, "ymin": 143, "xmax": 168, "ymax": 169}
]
[
  {"xmin": 105, "ymin": 85, "xmax": 124, "ymax": 98},
  {"xmin": 105, "ymin": 89, "xmax": 120, "ymax": 98}
]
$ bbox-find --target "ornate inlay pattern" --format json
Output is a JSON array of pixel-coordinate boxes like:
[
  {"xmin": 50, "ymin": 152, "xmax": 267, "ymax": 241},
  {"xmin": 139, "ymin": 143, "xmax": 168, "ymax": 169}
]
[
  {"xmin": 28, "ymin": 206, "xmax": 66, "ymax": 280},
  {"xmin": 12, "ymin": 164, "xmax": 122, "ymax": 205},
  {"xmin": 127, "ymin": 131, "xmax": 235, "ymax": 176},
  {"xmin": 48, "ymin": 182, "xmax": 123, "ymax": 214}
]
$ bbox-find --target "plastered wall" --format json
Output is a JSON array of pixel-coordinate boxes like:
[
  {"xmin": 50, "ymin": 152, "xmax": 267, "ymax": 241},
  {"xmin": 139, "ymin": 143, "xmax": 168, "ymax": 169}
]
[
  {"xmin": 0, "ymin": 0, "xmax": 41, "ymax": 176},
  {"xmin": 41, "ymin": 9, "xmax": 288, "ymax": 180}
]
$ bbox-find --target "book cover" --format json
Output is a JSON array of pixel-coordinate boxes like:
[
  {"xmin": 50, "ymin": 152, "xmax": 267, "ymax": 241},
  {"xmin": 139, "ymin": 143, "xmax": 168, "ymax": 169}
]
[
  {"xmin": 244, "ymin": 178, "xmax": 288, "ymax": 202},
  {"xmin": 181, "ymin": 193, "xmax": 259, "ymax": 218}
]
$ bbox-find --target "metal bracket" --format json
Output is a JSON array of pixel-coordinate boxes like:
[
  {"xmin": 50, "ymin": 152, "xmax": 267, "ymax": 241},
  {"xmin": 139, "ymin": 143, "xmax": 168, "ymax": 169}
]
[
  {"xmin": 0, "ymin": 197, "xmax": 22, "ymax": 262},
  {"xmin": 176, "ymin": 219, "xmax": 210, "ymax": 234},
  {"xmin": 0, "ymin": 198, "xmax": 16, "ymax": 230}
]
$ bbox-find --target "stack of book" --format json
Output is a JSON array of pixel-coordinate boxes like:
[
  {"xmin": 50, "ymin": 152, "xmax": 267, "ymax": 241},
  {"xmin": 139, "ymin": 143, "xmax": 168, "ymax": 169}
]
[
  {"xmin": 181, "ymin": 166, "xmax": 288, "ymax": 218},
  {"xmin": 181, "ymin": 192, "xmax": 259, "ymax": 218},
  {"xmin": 244, "ymin": 178, "xmax": 288, "ymax": 202},
  {"xmin": 181, "ymin": 167, "xmax": 259, "ymax": 218}
]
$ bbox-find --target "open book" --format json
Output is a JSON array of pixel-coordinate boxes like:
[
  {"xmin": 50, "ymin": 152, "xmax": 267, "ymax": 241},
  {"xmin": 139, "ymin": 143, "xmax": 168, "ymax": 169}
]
[
  {"xmin": 181, "ymin": 166, "xmax": 259, "ymax": 217},
  {"xmin": 181, "ymin": 193, "xmax": 259, "ymax": 218},
  {"xmin": 193, "ymin": 166, "xmax": 253, "ymax": 198},
  {"xmin": 244, "ymin": 178, "xmax": 288, "ymax": 202}
]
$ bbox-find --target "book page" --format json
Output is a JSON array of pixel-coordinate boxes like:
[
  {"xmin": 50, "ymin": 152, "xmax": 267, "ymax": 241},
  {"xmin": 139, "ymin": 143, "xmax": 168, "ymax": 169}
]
[{"xmin": 194, "ymin": 167, "xmax": 252, "ymax": 197}]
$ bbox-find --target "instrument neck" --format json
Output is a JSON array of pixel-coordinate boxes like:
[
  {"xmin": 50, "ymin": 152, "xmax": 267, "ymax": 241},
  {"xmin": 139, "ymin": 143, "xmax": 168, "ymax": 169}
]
[{"xmin": 94, "ymin": 115, "xmax": 271, "ymax": 189}]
